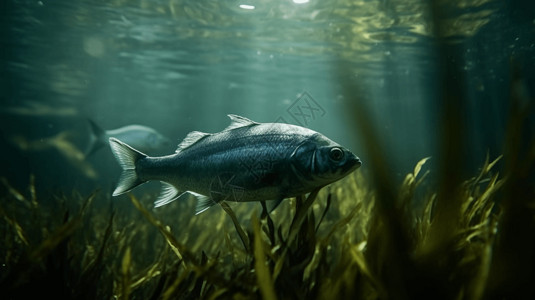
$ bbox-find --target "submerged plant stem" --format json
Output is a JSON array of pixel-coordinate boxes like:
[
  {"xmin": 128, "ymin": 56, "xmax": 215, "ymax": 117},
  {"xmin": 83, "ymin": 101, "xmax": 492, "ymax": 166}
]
[{"xmin": 220, "ymin": 201, "xmax": 250, "ymax": 252}]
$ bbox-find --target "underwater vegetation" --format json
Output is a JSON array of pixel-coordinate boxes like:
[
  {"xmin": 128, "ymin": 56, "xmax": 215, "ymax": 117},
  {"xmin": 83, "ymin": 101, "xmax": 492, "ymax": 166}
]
[
  {"xmin": 2, "ymin": 10, "xmax": 535, "ymax": 295},
  {"xmin": 0, "ymin": 144, "xmax": 531, "ymax": 300},
  {"xmin": 1, "ymin": 2, "xmax": 534, "ymax": 300},
  {"xmin": 1, "ymin": 72, "xmax": 534, "ymax": 299}
]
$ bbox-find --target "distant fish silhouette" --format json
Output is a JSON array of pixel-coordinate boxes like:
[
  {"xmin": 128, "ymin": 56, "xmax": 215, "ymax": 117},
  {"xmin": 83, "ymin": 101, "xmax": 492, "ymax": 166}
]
[
  {"xmin": 10, "ymin": 131, "xmax": 98, "ymax": 179},
  {"xmin": 1, "ymin": 101, "xmax": 77, "ymax": 117},
  {"xmin": 85, "ymin": 120, "xmax": 171, "ymax": 157}
]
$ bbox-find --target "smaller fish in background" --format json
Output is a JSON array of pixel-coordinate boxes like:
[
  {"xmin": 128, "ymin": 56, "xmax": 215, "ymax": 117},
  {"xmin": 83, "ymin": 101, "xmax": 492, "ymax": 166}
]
[
  {"xmin": 0, "ymin": 101, "xmax": 77, "ymax": 117},
  {"xmin": 85, "ymin": 119, "xmax": 171, "ymax": 157},
  {"xmin": 10, "ymin": 132, "xmax": 98, "ymax": 179}
]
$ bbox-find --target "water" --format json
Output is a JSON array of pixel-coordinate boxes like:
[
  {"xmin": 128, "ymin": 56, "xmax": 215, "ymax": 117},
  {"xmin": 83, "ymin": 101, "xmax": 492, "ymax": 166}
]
[
  {"xmin": 1, "ymin": 0, "xmax": 534, "ymax": 193},
  {"xmin": 2, "ymin": 2, "xmax": 535, "ymax": 299}
]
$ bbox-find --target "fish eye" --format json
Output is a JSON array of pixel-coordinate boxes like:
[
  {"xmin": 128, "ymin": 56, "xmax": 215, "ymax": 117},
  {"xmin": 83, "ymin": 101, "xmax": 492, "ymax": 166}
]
[{"xmin": 329, "ymin": 147, "xmax": 344, "ymax": 161}]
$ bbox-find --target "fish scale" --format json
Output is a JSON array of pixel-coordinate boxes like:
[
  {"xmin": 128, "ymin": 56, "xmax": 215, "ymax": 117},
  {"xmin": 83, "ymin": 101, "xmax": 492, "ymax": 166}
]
[{"xmin": 109, "ymin": 114, "xmax": 361, "ymax": 214}]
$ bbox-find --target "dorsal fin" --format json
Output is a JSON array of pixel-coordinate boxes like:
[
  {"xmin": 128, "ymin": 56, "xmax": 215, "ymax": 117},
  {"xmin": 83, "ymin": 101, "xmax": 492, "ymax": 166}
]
[
  {"xmin": 176, "ymin": 131, "xmax": 211, "ymax": 153},
  {"xmin": 223, "ymin": 114, "xmax": 259, "ymax": 131}
]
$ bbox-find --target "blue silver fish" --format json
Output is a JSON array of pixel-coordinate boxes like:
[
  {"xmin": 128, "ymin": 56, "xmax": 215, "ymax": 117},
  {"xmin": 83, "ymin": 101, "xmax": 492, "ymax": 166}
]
[
  {"xmin": 109, "ymin": 114, "xmax": 361, "ymax": 214},
  {"xmin": 86, "ymin": 119, "xmax": 171, "ymax": 157}
]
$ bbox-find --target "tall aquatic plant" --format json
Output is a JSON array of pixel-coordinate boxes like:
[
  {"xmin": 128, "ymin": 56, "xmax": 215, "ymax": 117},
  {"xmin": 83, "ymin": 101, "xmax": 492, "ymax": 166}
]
[
  {"xmin": 1, "ymin": 1, "xmax": 533, "ymax": 298},
  {"xmin": 0, "ymin": 121, "xmax": 529, "ymax": 300}
]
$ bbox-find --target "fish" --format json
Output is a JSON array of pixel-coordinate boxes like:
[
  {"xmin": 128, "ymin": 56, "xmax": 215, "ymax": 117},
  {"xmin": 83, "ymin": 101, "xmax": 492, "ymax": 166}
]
[
  {"xmin": 0, "ymin": 101, "xmax": 77, "ymax": 117},
  {"xmin": 10, "ymin": 132, "xmax": 98, "ymax": 179},
  {"xmin": 85, "ymin": 119, "xmax": 171, "ymax": 157},
  {"xmin": 109, "ymin": 114, "xmax": 361, "ymax": 214}
]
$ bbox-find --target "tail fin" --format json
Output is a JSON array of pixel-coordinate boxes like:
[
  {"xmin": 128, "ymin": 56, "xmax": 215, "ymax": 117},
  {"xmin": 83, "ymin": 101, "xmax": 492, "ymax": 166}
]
[
  {"xmin": 85, "ymin": 119, "xmax": 107, "ymax": 157},
  {"xmin": 109, "ymin": 137, "xmax": 147, "ymax": 196}
]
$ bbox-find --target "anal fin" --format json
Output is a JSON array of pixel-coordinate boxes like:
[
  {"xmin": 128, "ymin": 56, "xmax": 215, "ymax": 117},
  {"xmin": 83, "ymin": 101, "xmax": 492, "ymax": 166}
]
[
  {"xmin": 154, "ymin": 182, "xmax": 180, "ymax": 207},
  {"xmin": 190, "ymin": 191, "xmax": 217, "ymax": 215},
  {"xmin": 154, "ymin": 185, "xmax": 218, "ymax": 215}
]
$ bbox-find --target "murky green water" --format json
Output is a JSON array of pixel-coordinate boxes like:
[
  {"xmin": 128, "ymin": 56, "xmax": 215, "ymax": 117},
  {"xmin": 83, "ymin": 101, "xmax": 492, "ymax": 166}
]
[
  {"xmin": 1, "ymin": 1, "xmax": 534, "ymax": 299},
  {"xmin": 1, "ymin": 0, "xmax": 533, "ymax": 193}
]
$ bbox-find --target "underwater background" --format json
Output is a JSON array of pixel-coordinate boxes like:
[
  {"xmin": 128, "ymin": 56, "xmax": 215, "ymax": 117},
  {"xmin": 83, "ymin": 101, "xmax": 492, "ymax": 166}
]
[{"xmin": 1, "ymin": 0, "xmax": 534, "ymax": 299}]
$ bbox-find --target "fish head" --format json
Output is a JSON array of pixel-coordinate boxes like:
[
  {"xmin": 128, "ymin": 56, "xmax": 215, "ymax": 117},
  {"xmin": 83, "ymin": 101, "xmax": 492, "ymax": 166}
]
[{"xmin": 291, "ymin": 134, "xmax": 361, "ymax": 186}]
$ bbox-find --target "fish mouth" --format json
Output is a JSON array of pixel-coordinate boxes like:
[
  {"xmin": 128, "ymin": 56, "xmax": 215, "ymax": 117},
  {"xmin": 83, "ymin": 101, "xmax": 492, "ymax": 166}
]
[{"xmin": 343, "ymin": 155, "xmax": 362, "ymax": 173}]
